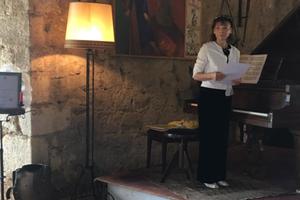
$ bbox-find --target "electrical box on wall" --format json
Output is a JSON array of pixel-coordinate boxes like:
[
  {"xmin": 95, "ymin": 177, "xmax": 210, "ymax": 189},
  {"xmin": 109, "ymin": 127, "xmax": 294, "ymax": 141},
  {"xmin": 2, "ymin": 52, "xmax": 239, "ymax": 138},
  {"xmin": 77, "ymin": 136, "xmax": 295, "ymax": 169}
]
[{"xmin": 0, "ymin": 72, "xmax": 24, "ymax": 115}]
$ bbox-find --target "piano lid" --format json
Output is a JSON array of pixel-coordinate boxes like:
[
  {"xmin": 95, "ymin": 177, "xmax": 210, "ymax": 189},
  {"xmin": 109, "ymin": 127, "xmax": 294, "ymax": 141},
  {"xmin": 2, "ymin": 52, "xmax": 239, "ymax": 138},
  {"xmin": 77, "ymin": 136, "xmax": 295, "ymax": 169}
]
[{"xmin": 251, "ymin": 4, "xmax": 300, "ymax": 83}]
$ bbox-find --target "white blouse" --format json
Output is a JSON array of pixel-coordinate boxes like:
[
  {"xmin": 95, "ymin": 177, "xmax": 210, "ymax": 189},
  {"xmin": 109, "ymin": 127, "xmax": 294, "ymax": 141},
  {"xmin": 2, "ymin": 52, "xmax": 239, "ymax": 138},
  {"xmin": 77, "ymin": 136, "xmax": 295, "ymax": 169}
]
[{"xmin": 193, "ymin": 41, "xmax": 240, "ymax": 96}]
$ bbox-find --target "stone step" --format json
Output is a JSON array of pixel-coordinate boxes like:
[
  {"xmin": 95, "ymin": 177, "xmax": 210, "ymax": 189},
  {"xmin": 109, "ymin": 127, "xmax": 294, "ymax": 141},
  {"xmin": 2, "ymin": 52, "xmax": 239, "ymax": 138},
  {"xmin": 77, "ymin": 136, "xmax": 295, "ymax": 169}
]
[{"xmin": 95, "ymin": 174, "xmax": 186, "ymax": 200}]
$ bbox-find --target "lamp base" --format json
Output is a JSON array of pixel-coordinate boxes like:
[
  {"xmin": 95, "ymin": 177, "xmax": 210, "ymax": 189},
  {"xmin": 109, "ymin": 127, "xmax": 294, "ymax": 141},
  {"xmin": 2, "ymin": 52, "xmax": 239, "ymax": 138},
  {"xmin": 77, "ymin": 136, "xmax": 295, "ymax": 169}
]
[{"xmin": 71, "ymin": 166, "xmax": 96, "ymax": 200}]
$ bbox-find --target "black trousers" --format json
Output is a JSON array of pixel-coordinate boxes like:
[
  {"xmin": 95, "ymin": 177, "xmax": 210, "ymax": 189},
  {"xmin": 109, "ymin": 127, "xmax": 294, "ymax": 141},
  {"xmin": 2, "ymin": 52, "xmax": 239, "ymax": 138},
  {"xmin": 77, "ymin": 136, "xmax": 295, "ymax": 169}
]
[{"xmin": 197, "ymin": 87, "xmax": 232, "ymax": 183}]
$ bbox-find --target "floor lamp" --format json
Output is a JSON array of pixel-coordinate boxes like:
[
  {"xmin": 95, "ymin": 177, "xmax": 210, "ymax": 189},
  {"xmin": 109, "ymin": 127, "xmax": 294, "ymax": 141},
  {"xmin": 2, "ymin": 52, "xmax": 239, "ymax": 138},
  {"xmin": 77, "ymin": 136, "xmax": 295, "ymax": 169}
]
[{"xmin": 65, "ymin": 1, "xmax": 115, "ymax": 198}]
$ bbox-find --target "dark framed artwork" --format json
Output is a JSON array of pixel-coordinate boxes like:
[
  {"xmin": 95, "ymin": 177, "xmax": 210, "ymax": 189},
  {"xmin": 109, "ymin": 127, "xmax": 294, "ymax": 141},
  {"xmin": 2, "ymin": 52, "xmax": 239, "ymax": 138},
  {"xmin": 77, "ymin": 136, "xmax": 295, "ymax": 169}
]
[{"xmin": 114, "ymin": 0, "xmax": 189, "ymax": 57}]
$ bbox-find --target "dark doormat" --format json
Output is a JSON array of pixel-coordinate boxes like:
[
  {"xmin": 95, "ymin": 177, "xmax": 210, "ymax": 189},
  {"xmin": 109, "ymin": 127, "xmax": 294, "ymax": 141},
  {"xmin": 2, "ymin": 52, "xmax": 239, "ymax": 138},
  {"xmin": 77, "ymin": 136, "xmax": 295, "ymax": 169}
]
[{"xmin": 250, "ymin": 193, "xmax": 300, "ymax": 200}]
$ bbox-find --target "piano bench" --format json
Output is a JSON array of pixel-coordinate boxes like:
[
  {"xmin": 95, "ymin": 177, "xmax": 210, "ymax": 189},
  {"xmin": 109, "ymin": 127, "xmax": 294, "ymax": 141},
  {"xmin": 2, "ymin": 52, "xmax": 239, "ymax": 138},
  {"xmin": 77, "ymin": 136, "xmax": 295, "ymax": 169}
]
[{"xmin": 146, "ymin": 128, "xmax": 199, "ymax": 182}]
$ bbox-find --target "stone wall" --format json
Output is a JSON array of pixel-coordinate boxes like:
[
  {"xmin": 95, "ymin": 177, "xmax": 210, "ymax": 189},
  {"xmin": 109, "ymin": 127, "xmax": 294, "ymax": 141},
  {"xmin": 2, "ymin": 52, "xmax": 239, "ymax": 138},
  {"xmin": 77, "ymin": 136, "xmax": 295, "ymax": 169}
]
[
  {"xmin": 0, "ymin": 0, "xmax": 31, "ymax": 189},
  {"xmin": 1, "ymin": 0, "xmax": 300, "ymax": 197}
]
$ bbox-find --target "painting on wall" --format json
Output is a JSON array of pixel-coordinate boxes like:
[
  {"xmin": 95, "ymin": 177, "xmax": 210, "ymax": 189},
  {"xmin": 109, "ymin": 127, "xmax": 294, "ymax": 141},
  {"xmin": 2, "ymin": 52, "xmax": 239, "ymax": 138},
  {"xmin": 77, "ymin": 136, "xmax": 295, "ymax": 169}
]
[{"xmin": 114, "ymin": 0, "xmax": 187, "ymax": 57}]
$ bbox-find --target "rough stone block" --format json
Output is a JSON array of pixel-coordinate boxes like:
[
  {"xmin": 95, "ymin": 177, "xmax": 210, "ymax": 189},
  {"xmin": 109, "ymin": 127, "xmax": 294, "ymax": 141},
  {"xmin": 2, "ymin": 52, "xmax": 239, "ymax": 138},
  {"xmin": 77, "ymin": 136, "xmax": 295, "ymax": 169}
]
[
  {"xmin": 31, "ymin": 106, "xmax": 71, "ymax": 136},
  {"xmin": 3, "ymin": 134, "xmax": 31, "ymax": 175}
]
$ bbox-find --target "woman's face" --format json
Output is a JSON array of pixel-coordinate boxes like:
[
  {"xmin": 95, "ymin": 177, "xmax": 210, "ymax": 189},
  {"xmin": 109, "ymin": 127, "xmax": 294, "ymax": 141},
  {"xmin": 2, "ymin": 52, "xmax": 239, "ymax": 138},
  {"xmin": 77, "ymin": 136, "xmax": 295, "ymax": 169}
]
[{"xmin": 213, "ymin": 22, "xmax": 232, "ymax": 41}]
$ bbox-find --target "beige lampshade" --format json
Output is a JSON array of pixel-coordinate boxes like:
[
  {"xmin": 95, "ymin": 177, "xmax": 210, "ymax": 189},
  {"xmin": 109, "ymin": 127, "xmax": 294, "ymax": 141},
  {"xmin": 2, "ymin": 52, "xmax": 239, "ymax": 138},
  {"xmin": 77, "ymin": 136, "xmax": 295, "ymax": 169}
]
[{"xmin": 65, "ymin": 2, "xmax": 115, "ymax": 49}]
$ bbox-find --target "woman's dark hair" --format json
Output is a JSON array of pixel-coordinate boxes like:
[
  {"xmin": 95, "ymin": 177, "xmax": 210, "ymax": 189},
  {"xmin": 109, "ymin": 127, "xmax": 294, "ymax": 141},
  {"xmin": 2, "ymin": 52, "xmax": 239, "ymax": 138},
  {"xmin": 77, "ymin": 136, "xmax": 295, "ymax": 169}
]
[{"xmin": 210, "ymin": 15, "xmax": 234, "ymax": 43}]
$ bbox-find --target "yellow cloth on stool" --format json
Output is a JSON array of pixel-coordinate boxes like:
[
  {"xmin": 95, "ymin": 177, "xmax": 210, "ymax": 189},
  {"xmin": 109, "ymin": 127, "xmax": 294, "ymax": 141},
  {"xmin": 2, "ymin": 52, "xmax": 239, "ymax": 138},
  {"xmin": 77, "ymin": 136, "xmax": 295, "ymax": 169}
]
[{"xmin": 167, "ymin": 120, "xmax": 198, "ymax": 129}]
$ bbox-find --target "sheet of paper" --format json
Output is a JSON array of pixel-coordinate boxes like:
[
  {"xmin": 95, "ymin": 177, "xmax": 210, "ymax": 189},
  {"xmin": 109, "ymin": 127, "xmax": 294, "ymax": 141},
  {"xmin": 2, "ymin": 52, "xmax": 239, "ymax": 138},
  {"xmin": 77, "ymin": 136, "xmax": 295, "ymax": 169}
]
[
  {"xmin": 218, "ymin": 63, "xmax": 250, "ymax": 84},
  {"xmin": 240, "ymin": 54, "xmax": 267, "ymax": 84}
]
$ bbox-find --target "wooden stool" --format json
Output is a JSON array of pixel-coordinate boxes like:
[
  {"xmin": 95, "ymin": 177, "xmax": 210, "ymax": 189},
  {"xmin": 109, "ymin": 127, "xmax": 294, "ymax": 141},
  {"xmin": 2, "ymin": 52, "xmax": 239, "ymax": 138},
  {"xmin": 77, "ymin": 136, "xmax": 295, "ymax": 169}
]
[{"xmin": 146, "ymin": 128, "xmax": 199, "ymax": 182}]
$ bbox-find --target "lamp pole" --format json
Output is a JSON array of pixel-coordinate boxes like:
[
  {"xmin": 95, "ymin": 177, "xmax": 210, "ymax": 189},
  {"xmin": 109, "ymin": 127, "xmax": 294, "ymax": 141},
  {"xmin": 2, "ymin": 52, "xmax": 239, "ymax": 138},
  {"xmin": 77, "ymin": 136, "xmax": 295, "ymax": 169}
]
[
  {"xmin": 84, "ymin": 48, "xmax": 96, "ymax": 199},
  {"xmin": 85, "ymin": 49, "xmax": 94, "ymax": 168},
  {"xmin": 85, "ymin": 48, "xmax": 95, "ymax": 178},
  {"xmin": 72, "ymin": 49, "xmax": 96, "ymax": 200}
]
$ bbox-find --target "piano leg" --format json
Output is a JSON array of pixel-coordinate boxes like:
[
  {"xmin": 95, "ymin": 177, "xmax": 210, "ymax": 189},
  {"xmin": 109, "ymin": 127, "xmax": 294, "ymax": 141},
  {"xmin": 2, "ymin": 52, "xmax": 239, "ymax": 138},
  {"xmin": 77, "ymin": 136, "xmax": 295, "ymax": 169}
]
[
  {"xmin": 239, "ymin": 123, "xmax": 265, "ymax": 177},
  {"xmin": 290, "ymin": 129, "xmax": 300, "ymax": 193}
]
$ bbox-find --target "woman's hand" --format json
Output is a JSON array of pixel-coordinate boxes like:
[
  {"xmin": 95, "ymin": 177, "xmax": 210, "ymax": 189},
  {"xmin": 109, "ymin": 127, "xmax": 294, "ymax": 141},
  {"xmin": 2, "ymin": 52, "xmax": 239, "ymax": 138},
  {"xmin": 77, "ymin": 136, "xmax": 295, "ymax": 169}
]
[
  {"xmin": 232, "ymin": 78, "xmax": 241, "ymax": 85},
  {"xmin": 212, "ymin": 72, "xmax": 225, "ymax": 81}
]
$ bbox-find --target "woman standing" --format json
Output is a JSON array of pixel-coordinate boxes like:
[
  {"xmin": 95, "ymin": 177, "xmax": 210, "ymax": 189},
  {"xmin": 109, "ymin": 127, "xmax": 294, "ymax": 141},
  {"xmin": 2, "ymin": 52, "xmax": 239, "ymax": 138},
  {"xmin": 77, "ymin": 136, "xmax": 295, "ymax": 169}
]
[{"xmin": 192, "ymin": 16, "xmax": 240, "ymax": 189}]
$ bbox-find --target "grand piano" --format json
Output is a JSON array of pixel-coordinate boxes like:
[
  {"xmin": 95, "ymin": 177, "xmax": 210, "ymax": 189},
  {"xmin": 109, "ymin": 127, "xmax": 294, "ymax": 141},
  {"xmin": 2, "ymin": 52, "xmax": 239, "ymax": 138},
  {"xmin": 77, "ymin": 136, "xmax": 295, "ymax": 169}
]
[
  {"xmin": 232, "ymin": 5, "xmax": 300, "ymax": 130},
  {"xmin": 231, "ymin": 4, "xmax": 300, "ymax": 189},
  {"xmin": 186, "ymin": 5, "xmax": 300, "ymax": 189}
]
